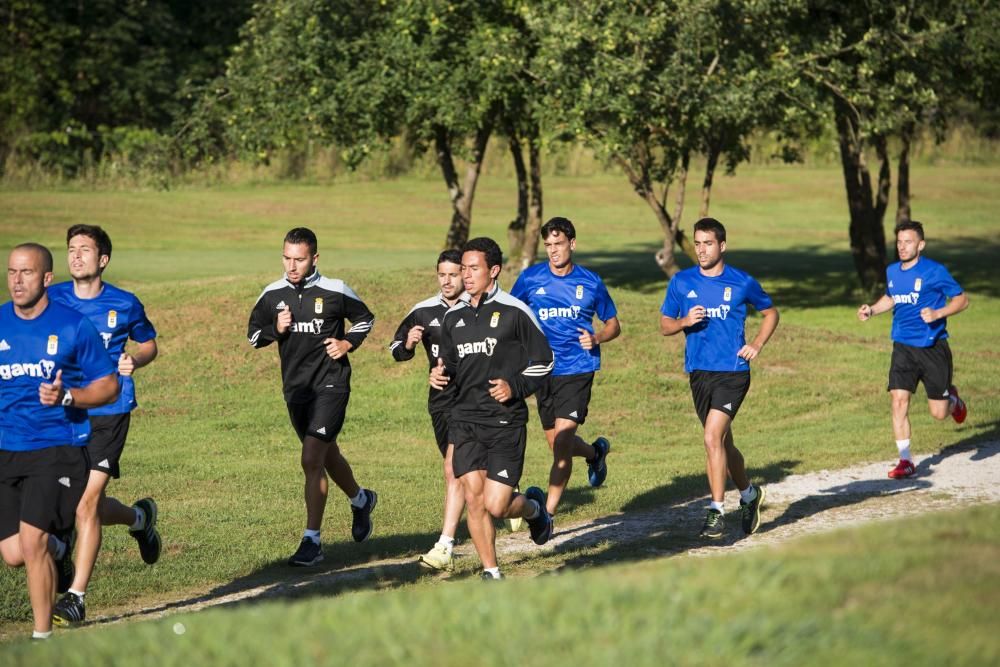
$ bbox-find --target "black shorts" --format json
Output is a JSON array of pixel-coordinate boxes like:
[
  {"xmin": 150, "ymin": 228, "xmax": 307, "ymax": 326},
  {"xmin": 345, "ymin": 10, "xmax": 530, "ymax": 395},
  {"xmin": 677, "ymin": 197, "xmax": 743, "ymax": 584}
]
[
  {"xmin": 287, "ymin": 391, "xmax": 350, "ymax": 443},
  {"xmin": 88, "ymin": 413, "xmax": 131, "ymax": 479},
  {"xmin": 429, "ymin": 410, "xmax": 451, "ymax": 458},
  {"xmin": 888, "ymin": 339, "xmax": 952, "ymax": 400},
  {"xmin": 689, "ymin": 370, "xmax": 752, "ymax": 425},
  {"xmin": 450, "ymin": 421, "xmax": 526, "ymax": 488},
  {"xmin": 0, "ymin": 446, "xmax": 89, "ymax": 540},
  {"xmin": 536, "ymin": 372, "xmax": 594, "ymax": 430}
]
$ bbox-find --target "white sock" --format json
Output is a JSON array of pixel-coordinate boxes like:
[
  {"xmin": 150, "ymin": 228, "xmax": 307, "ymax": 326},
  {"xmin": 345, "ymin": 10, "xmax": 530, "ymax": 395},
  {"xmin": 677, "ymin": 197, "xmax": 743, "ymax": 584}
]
[
  {"xmin": 896, "ymin": 439, "xmax": 912, "ymax": 462},
  {"xmin": 49, "ymin": 535, "xmax": 66, "ymax": 560},
  {"xmin": 350, "ymin": 489, "xmax": 367, "ymax": 508},
  {"xmin": 32, "ymin": 630, "xmax": 52, "ymax": 640},
  {"xmin": 68, "ymin": 588, "xmax": 86, "ymax": 599},
  {"xmin": 709, "ymin": 500, "xmax": 725, "ymax": 514},
  {"xmin": 484, "ymin": 567, "xmax": 501, "ymax": 579},
  {"xmin": 524, "ymin": 499, "xmax": 541, "ymax": 521},
  {"xmin": 739, "ymin": 485, "xmax": 757, "ymax": 504},
  {"xmin": 437, "ymin": 535, "xmax": 455, "ymax": 551},
  {"xmin": 130, "ymin": 506, "xmax": 146, "ymax": 531},
  {"xmin": 303, "ymin": 529, "xmax": 321, "ymax": 544}
]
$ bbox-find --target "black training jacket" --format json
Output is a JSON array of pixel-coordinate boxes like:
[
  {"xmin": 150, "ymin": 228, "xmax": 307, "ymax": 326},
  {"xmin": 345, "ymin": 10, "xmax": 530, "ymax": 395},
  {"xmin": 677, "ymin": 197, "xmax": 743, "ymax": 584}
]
[
  {"xmin": 247, "ymin": 270, "xmax": 374, "ymax": 403},
  {"xmin": 389, "ymin": 293, "xmax": 456, "ymax": 414},
  {"xmin": 439, "ymin": 284, "xmax": 553, "ymax": 427}
]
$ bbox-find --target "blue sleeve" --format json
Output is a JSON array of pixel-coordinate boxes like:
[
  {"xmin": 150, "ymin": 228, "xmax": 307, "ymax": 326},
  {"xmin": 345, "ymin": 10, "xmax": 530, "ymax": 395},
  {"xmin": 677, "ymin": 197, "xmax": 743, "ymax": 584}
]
[
  {"xmin": 76, "ymin": 318, "xmax": 117, "ymax": 384},
  {"xmin": 128, "ymin": 298, "xmax": 157, "ymax": 343},
  {"xmin": 745, "ymin": 276, "xmax": 774, "ymax": 312},
  {"xmin": 593, "ymin": 277, "xmax": 618, "ymax": 321},
  {"xmin": 510, "ymin": 272, "xmax": 530, "ymax": 303},
  {"xmin": 935, "ymin": 264, "xmax": 963, "ymax": 298},
  {"xmin": 660, "ymin": 278, "xmax": 682, "ymax": 318}
]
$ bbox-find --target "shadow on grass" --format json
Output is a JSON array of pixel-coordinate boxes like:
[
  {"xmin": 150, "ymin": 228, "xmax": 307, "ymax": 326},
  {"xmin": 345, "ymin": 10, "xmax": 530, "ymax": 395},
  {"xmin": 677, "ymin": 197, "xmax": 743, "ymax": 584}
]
[{"xmin": 578, "ymin": 236, "xmax": 1000, "ymax": 305}]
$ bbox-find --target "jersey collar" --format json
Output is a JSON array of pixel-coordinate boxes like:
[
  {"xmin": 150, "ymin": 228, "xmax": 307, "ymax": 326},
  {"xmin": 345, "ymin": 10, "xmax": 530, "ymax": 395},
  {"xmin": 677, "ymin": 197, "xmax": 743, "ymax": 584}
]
[{"xmin": 286, "ymin": 269, "xmax": 321, "ymax": 290}]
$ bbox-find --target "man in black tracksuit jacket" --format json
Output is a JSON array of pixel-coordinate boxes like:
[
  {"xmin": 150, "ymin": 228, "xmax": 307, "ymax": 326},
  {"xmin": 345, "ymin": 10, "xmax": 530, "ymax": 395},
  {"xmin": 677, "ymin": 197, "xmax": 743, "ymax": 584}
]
[
  {"xmin": 247, "ymin": 227, "xmax": 377, "ymax": 567},
  {"xmin": 429, "ymin": 237, "xmax": 555, "ymax": 580}
]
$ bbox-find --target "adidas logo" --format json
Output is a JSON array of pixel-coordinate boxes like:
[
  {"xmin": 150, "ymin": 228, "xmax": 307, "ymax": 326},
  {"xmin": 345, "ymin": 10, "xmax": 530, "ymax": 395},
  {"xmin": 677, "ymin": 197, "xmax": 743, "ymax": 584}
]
[
  {"xmin": 58, "ymin": 477, "xmax": 71, "ymax": 488},
  {"xmin": 888, "ymin": 281, "xmax": 894, "ymax": 288},
  {"xmin": 569, "ymin": 410, "xmax": 579, "ymax": 418},
  {"xmin": 316, "ymin": 426, "xmax": 327, "ymax": 435},
  {"xmin": 98, "ymin": 459, "xmax": 110, "ymax": 469},
  {"xmin": 0, "ymin": 339, "xmax": 9, "ymax": 352},
  {"xmin": 535, "ymin": 287, "xmax": 546, "ymax": 295},
  {"xmin": 455, "ymin": 319, "xmax": 466, "ymax": 327},
  {"xmin": 276, "ymin": 300, "xmax": 287, "ymax": 310},
  {"xmin": 429, "ymin": 318, "xmax": 440, "ymax": 327},
  {"xmin": 497, "ymin": 469, "xmax": 509, "ymax": 479},
  {"xmin": 687, "ymin": 290, "xmax": 698, "ymax": 298},
  {"xmin": 723, "ymin": 403, "xmax": 732, "ymax": 411}
]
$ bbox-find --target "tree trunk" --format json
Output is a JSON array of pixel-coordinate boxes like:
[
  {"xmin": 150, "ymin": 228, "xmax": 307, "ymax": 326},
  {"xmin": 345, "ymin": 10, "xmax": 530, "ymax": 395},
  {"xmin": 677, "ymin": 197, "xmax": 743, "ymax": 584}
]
[
  {"xmin": 834, "ymin": 101, "xmax": 888, "ymax": 294},
  {"xmin": 895, "ymin": 122, "xmax": 913, "ymax": 229},
  {"xmin": 700, "ymin": 144, "xmax": 720, "ymax": 218},
  {"xmin": 615, "ymin": 153, "xmax": 682, "ymax": 277},
  {"xmin": 439, "ymin": 123, "xmax": 492, "ymax": 249},
  {"xmin": 506, "ymin": 133, "xmax": 528, "ymax": 262},
  {"xmin": 518, "ymin": 133, "xmax": 543, "ymax": 272}
]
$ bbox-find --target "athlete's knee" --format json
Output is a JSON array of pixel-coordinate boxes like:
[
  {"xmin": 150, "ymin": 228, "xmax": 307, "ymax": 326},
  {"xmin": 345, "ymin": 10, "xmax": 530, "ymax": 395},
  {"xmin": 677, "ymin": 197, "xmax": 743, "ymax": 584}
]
[
  {"xmin": 18, "ymin": 531, "xmax": 47, "ymax": 561},
  {"xmin": 929, "ymin": 403, "xmax": 949, "ymax": 420},
  {"xmin": 76, "ymin": 494, "xmax": 101, "ymax": 522},
  {"xmin": 484, "ymin": 497, "xmax": 508, "ymax": 519},
  {"xmin": 0, "ymin": 540, "xmax": 23, "ymax": 567}
]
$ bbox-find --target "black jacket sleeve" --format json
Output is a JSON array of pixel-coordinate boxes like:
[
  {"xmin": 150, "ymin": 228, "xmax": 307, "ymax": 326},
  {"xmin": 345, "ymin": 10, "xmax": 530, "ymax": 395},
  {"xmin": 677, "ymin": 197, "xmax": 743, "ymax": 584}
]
[
  {"xmin": 389, "ymin": 311, "xmax": 417, "ymax": 362},
  {"xmin": 341, "ymin": 285, "xmax": 375, "ymax": 351},
  {"xmin": 247, "ymin": 292, "xmax": 285, "ymax": 348},
  {"xmin": 507, "ymin": 310, "xmax": 553, "ymax": 399}
]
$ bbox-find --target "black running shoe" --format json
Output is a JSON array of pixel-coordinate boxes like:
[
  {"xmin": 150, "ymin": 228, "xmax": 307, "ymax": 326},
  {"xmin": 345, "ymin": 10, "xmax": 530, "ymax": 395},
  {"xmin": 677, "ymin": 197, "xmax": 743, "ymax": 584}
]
[
  {"xmin": 524, "ymin": 486, "xmax": 553, "ymax": 545},
  {"xmin": 130, "ymin": 498, "xmax": 161, "ymax": 565},
  {"xmin": 54, "ymin": 530, "xmax": 75, "ymax": 594},
  {"xmin": 287, "ymin": 537, "xmax": 324, "ymax": 566},
  {"xmin": 351, "ymin": 489, "xmax": 378, "ymax": 542},
  {"xmin": 699, "ymin": 509, "xmax": 725, "ymax": 539},
  {"xmin": 587, "ymin": 437, "xmax": 611, "ymax": 487},
  {"xmin": 52, "ymin": 591, "xmax": 85, "ymax": 626},
  {"xmin": 480, "ymin": 571, "xmax": 504, "ymax": 581},
  {"xmin": 739, "ymin": 485, "xmax": 766, "ymax": 535}
]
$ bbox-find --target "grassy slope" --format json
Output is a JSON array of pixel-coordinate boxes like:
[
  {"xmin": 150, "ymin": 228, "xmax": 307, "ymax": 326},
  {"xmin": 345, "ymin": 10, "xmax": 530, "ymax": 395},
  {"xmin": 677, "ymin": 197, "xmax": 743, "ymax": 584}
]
[{"xmin": 0, "ymin": 164, "xmax": 997, "ymax": 642}]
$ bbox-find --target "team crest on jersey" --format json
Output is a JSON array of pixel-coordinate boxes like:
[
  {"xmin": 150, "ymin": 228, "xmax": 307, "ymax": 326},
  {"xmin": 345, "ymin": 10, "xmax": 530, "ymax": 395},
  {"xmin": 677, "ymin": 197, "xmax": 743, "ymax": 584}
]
[
  {"xmin": 314, "ymin": 297, "xmax": 324, "ymax": 314},
  {"xmin": 490, "ymin": 311, "xmax": 500, "ymax": 328},
  {"xmin": 723, "ymin": 287, "xmax": 732, "ymax": 302},
  {"xmin": 107, "ymin": 310, "xmax": 118, "ymax": 328},
  {"xmin": 575, "ymin": 285, "xmax": 584, "ymax": 299},
  {"xmin": 914, "ymin": 278, "xmax": 922, "ymax": 292},
  {"xmin": 47, "ymin": 335, "xmax": 59, "ymax": 355}
]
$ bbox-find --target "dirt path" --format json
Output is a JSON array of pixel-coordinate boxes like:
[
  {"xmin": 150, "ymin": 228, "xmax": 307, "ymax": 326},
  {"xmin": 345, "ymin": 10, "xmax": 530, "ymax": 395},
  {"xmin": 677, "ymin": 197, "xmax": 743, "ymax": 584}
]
[{"xmin": 87, "ymin": 440, "xmax": 1000, "ymax": 628}]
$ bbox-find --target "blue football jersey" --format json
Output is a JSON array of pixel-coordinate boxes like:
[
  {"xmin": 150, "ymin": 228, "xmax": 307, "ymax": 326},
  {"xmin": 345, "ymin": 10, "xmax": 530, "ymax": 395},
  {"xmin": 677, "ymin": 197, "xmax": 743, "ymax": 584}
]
[
  {"xmin": 49, "ymin": 281, "xmax": 157, "ymax": 415},
  {"xmin": 885, "ymin": 257, "xmax": 963, "ymax": 348},
  {"xmin": 0, "ymin": 300, "xmax": 117, "ymax": 451},
  {"xmin": 510, "ymin": 263, "xmax": 618, "ymax": 376},
  {"xmin": 661, "ymin": 265, "xmax": 773, "ymax": 373}
]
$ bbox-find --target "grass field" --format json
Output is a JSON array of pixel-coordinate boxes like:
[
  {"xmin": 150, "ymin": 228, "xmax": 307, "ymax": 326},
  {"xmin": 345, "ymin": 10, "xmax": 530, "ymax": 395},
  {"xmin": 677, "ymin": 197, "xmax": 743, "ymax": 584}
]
[{"xmin": 1, "ymin": 164, "xmax": 998, "ymax": 653}]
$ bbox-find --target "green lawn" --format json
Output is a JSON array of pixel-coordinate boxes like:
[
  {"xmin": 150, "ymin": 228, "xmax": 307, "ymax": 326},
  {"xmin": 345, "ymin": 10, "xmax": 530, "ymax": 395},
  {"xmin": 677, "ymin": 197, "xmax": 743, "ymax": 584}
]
[{"xmin": 1, "ymin": 164, "xmax": 998, "ymax": 648}]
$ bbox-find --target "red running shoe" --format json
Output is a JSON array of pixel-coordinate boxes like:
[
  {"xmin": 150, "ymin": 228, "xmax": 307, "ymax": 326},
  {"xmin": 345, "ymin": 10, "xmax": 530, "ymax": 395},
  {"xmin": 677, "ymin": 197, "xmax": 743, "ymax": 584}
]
[
  {"xmin": 949, "ymin": 385, "xmax": 967, "ymax": 424},
  {"xmin": 888, "ymin": 459, "xmax": 916, "ymax": 479}
]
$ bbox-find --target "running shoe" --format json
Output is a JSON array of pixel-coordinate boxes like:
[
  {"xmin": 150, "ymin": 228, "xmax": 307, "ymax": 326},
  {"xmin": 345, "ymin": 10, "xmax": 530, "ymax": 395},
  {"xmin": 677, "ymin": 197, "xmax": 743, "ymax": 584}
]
[
  {"xmin": 888, "ymin": 459, "xmax": 916, "ymax": 479},
  {"xmin": 699, "ymin": 509, "xmax": 725, "ymax": 539},
  {"xmin": 587, "ymin": 437, "xmax": 611, "ymax": 488},
  {"xmin": 524, "ymin": 486, "xmax": 553, "ymax": 545},
  {"xmin": 54, "ymin": 529, "xmax": 75, "ymax": 594},
  {"xmin": 52, "ymin": 591, "xmax": 85, "ymax": 626},
  {"xmin": 351, "ymin": 488, "xmax": 378, "ymax": 542},
  {"xmin": 418, "ymin": 543, "xmax": 454, "ymax": 572},
  {"xmin": 480, "ymin": 571, "xmax": 504, "ymax": 581},
  {"xmin": 287, "ymin": 537, "xmax": 323, "ymax": 566},
  {"xmin": 739, "ymin": 485, "xmax": 766, "ymax": 535},
  {"xmin": 949, "ymin": 385, "xmax": 967, "ymax": 424},
  {"xmin": 130, "ymin": 498, "xmax": 161, "ymax": 565}
]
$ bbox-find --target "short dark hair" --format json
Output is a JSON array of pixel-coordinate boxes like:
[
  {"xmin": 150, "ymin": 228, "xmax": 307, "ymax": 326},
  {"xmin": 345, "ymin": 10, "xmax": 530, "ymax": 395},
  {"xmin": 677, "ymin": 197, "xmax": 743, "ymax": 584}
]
[
  {"xmin": 462, "ymin": 237, "xmax": 503, "ymax": 269},
  {"xmin": 437, "ymin": 249, "xmax": 462, "ymax": 267},
  {"xmin": 894, "ymin": 220, "xmax": 925, "ymax": 240},
  {"xmin": 540, "ymin": 217, "xmax": 576, "ymax": 241},
  {"xmin": 67, "ymin": 224, "xmax": 112, "ymax": 259},
  {"xmin": 14, "ymin": 242, "xmax": 54, "ymax": 273},
  {"xmin": 693, "ymin": 217, "xmax": 726, "ymax": 243},
  {"xmin": 284, "ymin": 227, "xmax": 318, "ymax": 254}
]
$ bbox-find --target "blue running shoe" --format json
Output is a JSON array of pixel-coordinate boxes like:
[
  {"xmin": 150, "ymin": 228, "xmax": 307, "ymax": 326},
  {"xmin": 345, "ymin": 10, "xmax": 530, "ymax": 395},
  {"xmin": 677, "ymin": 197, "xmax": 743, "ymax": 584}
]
[
  {"xmin": 351, "ymin": 489, "xmax": 378, "ymax": 542},
  {"xmin": 523, "ymin": 486, "xmax": 553, "ymax": 545},
  {"xmin": 587, "ymin": 437, "xmax": 611, "ymax": 487}
]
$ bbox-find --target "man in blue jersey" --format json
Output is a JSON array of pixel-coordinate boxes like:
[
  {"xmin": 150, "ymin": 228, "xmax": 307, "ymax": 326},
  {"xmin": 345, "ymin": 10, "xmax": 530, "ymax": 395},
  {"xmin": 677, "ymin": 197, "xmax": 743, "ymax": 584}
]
[
  {"xmin": 389, "ymin": 249, "xmax": 466, "ymax": 571},
  {"xmin": 857, "ymin": 221, "xmax": 969, "ymax": 480},
  {"xmin": 1, "ymin": 243, "xmax": 118, "ymax": 639},
  {"xmin": 46, "ymin": 225, "xmax": 161, "ymax": 625},
  {"xmin": 660, "ymin": 218, "xmax": 779, "ymax": 539},
  {"xmin": 510, "ymin": 217, "xmax": 620, "ymax": 519}
]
